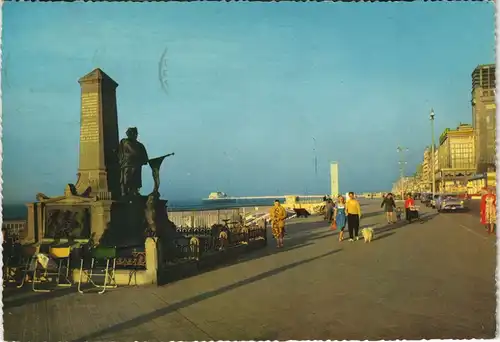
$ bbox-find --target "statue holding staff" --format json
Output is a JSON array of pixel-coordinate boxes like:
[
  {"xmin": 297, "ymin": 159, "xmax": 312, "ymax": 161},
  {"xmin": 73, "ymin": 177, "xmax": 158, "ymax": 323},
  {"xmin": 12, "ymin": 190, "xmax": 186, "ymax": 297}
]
[{"xmin": 118, "ymin": 127, "xmax": 149, "ymax": 197}]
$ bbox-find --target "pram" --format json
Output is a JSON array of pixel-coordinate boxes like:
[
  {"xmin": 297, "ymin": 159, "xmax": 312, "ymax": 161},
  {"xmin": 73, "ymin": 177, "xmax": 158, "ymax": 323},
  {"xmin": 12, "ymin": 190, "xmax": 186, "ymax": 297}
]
[{"xmin": 407, "ymin": 205, "xmax": 421, "ymax": 223}]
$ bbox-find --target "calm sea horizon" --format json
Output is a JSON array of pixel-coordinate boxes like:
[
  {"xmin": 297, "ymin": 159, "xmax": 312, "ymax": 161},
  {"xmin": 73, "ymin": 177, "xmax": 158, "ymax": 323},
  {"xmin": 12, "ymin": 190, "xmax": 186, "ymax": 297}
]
[{"xmin": 2, "ymin": 198, "xmax": 281, "ymax": 220}]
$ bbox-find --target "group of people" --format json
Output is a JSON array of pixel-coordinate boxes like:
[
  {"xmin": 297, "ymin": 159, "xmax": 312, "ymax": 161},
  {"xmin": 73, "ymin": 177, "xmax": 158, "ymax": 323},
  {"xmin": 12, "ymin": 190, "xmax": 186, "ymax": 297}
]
[
  {"xmin": 269, "ymin": 192, "xmax": 364, "ymax": 247},
  {"xmin": 380, "ymin": 193, "xmax": 418, "ymax": 224},
  {"xmin": 330, "ymin": 192, "xmax": 363, "ymax": 242},
  {"xmin": 269, "ymin": 187, "xmax": 497, "ymax": 248},
  {"xmin": 323, "ymin": 193, "xmax": 363, "ymax": 242}
]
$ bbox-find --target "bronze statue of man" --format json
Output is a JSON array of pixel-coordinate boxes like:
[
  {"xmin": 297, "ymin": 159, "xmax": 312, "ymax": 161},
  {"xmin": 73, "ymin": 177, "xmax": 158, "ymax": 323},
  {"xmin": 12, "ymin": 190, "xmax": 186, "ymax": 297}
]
[{"xmin": 118, "ymin": 127, "xmax": 149, "ymax": 197}]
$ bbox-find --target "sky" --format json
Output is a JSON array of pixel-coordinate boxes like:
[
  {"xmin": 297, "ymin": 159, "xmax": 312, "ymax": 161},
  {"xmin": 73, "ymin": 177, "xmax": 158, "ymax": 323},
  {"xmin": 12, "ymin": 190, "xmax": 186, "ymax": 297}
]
[{"xmin": 2, "ymin": 2, "xmax": 496, "ymax": 203}]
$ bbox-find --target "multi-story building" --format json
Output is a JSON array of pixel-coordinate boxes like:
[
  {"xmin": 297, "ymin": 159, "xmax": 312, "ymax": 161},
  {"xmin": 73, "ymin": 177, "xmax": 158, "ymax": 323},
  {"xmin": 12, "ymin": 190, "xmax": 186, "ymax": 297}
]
[
  {"xmin": 2, "ymin": 219, "xmax": 27, "ymax": 243},
  {"xmin": 421, "ymin": 147, "xmax": 431, "ymax": 191},
  {"xmin": 435, "ymin": 124, "xmax": 476, "ymax": 192},
  {"xmin": 433, "ymin": 148, "xmax": 439, "ymax": 190},
  {"xmin": 471, "ymin": 64, "xmax": 496, "ymax": 173}
]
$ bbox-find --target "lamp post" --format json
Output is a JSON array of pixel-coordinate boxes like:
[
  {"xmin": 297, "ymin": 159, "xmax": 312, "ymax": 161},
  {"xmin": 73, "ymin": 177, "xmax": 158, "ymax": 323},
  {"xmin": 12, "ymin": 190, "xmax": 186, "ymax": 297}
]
[
  {"xmin": 430, "ymin": 109, "xmax": 436, "ymax": 197},
  {"xmin": 397, "ymin": 146, "xmax": 409, "ymax": 199}
]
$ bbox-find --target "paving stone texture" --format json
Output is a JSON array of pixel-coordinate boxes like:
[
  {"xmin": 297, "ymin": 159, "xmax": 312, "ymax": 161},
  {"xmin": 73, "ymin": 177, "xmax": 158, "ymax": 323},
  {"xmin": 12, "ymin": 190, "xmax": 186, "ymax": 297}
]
[{"xmin": 3, "ymin": 199, "xmax": 496, "ymax": 341}]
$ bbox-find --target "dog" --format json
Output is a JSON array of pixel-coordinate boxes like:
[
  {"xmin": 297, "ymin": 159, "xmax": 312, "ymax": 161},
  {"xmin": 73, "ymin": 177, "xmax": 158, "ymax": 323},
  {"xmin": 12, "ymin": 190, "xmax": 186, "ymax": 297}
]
[{"xmin": 361, "ymin": 227, "xmax": 374, "ymax": 243}]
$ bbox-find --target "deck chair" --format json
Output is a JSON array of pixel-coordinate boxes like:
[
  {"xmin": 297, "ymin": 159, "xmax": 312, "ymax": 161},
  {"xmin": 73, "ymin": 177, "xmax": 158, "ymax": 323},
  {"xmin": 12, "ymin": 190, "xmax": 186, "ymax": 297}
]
[
  {"xmin": 32, "ymin": 245, "xmax": 72, "ymax": 292},
  {"xmin": 77, "ymin": 246, "xmax": 117, "ymax": 294},
  {"xmin": 3, "ymin": 243, "xmax": 22, "ymax": 287},
  {"xmin": 15, "ymin": 245, "xmax": 40, "ymax": 289}
]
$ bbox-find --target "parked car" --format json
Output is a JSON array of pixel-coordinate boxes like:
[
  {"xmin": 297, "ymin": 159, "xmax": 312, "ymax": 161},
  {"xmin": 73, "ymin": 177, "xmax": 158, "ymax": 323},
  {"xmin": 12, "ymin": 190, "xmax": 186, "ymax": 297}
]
[
  {"xmin": 436, "ymin": 194, "xmax": 469, "ymax": 212},
  {"xmin": 421, "ymin": 194, "xmax": 432, "ymax": 206},
  {"xmin": 430, "ymin": 194, "xmax": 440, "ymax": 208}
]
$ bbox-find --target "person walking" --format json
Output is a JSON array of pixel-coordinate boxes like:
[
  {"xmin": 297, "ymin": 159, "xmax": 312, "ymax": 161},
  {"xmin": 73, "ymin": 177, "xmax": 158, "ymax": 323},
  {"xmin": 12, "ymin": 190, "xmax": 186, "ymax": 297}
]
[
  {"xmin": 334, "ymin": 195, "xmax": 347, "ymax": 241},
  {"xmin": 325, "ymin": 199, "xmax": 335, "ymax": 222},
  {"xmin": 381, "ymin": 193, "xmax": 396, "ymax": 224},
  {"xmin": 269, "ymin": 199, "xmax": 287, "ymax": 248},
  {"xmin": 346, "ymin": 192, "xmax": 362, "ymax": 241},
  {"xmin": 404, "ymin": 193, "xmax": 416, "ymax": 223},
  {"xmin": 480, "ymin": 187, "xmax": 496, "ymax": 235}
]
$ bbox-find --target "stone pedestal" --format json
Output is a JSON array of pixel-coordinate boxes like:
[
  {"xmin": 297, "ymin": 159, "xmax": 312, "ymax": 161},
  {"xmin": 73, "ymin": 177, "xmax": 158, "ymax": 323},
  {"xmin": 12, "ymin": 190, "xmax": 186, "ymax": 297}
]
[
  {"xmin": 24, "ymin": 203, "xmax": 37, "ymax": 243},
  {"xmin": 145, "ymin": 237, "xmax": 159, "ymax": 284},
  {"xmin": 95, "ymin": 195, "xmax": 176, "ymax": 247}
]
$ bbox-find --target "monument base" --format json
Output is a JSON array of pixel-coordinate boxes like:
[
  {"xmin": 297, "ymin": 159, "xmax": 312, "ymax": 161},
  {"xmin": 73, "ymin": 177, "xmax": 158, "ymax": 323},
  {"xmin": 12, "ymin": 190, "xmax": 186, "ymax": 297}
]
[
  {"xmin": 71, "ymin": 237, "xmax": 159, "ymax": 285},
  {"xmin": 97, "ymin": 195, "xmax": 176, "ymax": 247},
  {"xmin": 28, "ymin": 188, "xmax": 176, "ymax": 249}
]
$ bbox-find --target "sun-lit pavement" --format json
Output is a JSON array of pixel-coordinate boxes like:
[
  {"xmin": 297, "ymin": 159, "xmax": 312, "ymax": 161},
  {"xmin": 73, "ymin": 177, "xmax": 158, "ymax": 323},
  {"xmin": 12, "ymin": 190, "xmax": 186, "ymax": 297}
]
[{"xmin": 4, "ymin": 200, "xmax": 496, "ymax": 341}]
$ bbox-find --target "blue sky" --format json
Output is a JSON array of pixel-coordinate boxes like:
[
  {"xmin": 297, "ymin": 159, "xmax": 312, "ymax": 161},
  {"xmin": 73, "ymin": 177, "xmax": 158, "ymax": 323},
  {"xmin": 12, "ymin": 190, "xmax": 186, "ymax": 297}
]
[{"xmin": 2, "ymin": 2, "xmax": 495, "ymax": 203}]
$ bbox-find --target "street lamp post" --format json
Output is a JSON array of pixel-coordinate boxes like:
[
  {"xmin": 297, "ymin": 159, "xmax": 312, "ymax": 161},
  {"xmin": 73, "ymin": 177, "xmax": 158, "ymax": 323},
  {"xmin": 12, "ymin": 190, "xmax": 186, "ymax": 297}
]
[
  {"xmin": 430, "ymin": 109, "xmax": 436, "ymax": 197},
  {"xmin": 397, "ymin": 146, "xmax": 409, "ymax": 199}
]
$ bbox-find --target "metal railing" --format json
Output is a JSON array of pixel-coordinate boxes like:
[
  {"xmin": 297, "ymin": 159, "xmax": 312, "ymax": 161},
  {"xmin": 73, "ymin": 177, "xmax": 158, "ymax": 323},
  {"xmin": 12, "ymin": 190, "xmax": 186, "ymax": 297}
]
[
  {"xmin": 168, "ymin": 208, "xmax": 243, "ymax": 228},
  {"xmin": 164, "ymin": 224, "xmax": 267, "ymax": 264}
]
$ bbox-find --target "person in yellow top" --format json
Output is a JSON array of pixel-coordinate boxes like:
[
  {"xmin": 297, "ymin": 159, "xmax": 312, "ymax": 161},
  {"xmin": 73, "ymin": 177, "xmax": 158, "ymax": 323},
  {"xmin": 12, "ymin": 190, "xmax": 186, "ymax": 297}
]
[
  {"xmin": 345, "ymin": 192, "xmax": 362, "ymax": 241},
  {"xmin": 269, "ymin": 199, "xmax": 287, "ymax": 248}
]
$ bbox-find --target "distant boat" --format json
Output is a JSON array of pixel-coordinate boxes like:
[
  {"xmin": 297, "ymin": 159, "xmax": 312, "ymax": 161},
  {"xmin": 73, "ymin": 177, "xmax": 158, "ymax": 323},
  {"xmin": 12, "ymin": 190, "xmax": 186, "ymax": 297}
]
[{"xmin": 202, "ymin": 192, "xmax": 237, "ymax": 203}]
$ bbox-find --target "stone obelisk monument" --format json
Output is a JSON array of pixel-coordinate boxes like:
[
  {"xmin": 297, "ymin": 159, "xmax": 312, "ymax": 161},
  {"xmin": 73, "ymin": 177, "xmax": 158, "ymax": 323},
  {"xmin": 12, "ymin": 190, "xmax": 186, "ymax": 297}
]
[
  {"xmin": 27, "ymin": 68, "xmax": 175, "ymax": 248},
  {"xmin": 75, "ymin": 68, "xmax": 121, "ymax": 200}
]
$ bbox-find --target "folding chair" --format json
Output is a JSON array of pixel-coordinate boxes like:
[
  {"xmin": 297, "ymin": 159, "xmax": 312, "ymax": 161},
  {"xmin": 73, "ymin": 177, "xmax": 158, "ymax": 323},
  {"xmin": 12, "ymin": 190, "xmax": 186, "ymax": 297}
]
[
  {"xmin": 77, "ymin": 246, "xmax": 117, "ymax": 294},
  {"xmin": 32, "ymin": 245, "xmax": 72, "ymax": 292},
  {"xmin": 15, "ymin": 245, "xmax": 40, "ymax": 289},
  {"xmin": 3, "ymin": 241, "xmax": 18, "ymax": 287}
]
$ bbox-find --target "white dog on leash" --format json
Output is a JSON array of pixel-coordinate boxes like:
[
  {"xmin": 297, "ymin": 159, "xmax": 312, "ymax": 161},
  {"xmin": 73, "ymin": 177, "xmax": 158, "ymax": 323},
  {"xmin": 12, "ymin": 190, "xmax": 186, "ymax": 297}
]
[{"xmin": 361, "ymin": 227, "xmax": 375, "ymax": 243}]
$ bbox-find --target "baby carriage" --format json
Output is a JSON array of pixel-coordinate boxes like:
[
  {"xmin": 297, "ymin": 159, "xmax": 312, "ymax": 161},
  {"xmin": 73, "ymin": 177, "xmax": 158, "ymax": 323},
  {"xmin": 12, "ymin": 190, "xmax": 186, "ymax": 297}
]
[{"xmin": 407, "ymin": 205, "xmax": 421, "ymax": 223}]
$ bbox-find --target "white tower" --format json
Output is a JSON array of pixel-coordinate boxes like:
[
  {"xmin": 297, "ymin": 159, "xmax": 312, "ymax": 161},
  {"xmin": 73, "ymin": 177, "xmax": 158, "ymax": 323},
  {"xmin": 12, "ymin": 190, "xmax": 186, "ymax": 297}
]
[{"xmin": 330, "ymin": 162, "xmax": 339, "ymax": 198}]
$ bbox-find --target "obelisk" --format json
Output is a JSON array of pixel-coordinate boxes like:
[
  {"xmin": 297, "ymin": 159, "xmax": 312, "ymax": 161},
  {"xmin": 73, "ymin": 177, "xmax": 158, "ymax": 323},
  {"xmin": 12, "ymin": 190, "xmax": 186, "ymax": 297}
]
[
  {"xmin": 75, "ymin": 68, "xmax": 121, "ymax": 199},
  {"xmin": 330, "ymin": 161, "xmax": 339, "ymax": 198}
]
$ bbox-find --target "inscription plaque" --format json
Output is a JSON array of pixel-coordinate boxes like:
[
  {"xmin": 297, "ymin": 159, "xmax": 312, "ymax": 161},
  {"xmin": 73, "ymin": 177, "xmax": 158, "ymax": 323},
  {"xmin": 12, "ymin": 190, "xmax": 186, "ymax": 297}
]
[
  {"xmin": 80, "ymin": 92, "xmax": 99, "ymax": 143},
  {"xmin": 115, "ymin": 246, "xmax": 146, "ymax": 270}
]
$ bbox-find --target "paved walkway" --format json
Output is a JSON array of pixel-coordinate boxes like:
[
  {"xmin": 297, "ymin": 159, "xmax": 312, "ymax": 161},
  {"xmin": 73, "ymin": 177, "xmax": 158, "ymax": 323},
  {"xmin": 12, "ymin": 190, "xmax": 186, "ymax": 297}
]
[{"xmin": 3, "ymin": 200, "xmax": 496, "ymax": 340}]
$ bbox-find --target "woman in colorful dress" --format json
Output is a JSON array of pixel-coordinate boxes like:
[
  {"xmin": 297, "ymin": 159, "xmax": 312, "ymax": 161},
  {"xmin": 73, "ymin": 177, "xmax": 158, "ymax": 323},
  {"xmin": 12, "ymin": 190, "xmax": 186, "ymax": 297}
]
[
  {"xmin": 269, "ymin": 199, "xmax": 288, "ymax": 248},
  {"xmin": 334, "ymin": 195, "xmax": 347, "ymax": 241},
  {"xmin": 480, "ymin": 187, "xmax": 496, "ymax": 235}
]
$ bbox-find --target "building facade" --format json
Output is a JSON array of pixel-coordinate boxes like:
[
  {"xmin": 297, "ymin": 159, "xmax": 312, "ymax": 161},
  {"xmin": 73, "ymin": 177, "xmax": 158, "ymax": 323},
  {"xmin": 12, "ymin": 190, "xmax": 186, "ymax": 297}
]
[
  {"xmin": 2, "ymin": 219, "xmax": 27, "ymax": 243},
  {"xmin": 471, "ymin": 64, "xmax": 496, "ymax": 173},
  {"xmin": 435, "ymin": 124, "xmax": 475, "ymax": 192},
  {"xmin": 433, "ymin": 148, "xmax": 439, "ymax": 190},
  {"xmin": 422, "ymin": 147, "xmax": 431, "ymax": 188}
]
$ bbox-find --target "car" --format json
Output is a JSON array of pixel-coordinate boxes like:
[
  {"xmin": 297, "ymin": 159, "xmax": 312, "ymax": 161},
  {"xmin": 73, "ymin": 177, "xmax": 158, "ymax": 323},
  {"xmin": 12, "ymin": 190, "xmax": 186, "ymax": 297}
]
[
  {"xmin": 430, "ymin": 194, "xmax": 440, "ymax": 208},
  {"xmin": 436, "ymin": 194, "xmax": 469, "ymax": 212},
  {"xmin": 421, "ymin": 194, "xmax": 432, "ymax": 206}
]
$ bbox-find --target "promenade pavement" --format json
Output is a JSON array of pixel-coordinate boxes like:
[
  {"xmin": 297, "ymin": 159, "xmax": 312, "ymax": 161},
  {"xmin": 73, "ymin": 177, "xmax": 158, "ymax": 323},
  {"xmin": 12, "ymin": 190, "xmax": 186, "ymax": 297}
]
[{"xmin": 3, "ymin": 200, "xmax": 497, "ymax": 341}]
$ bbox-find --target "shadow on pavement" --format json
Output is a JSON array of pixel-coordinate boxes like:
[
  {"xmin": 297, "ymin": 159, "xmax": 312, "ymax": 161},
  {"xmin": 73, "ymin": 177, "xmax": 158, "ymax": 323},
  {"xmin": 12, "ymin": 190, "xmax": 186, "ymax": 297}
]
[
  {"xmin": 3, "ymin": 285, "xmax": 76, "ymax": 310},
  {"xmin": 360, "ymin": 210, "xmax": 384, "ymax": 219},
  {"xmin": 233, "ymin": 225, "xmax": 337, "ymax": 267},
  {"xmin": 70, "ymin": 249, "xmax": 343, "ymax": 342},
  {"xmin": 372, "ymin": 212, "xmax": 439, "ymax": 234},
  {"xmin": 375, "ymin": 231, "xmax": 395, "ymax": 241},
  {"xmin": 3, "ymin": 282, "xmax": 102, "ymax": 310},
  {"xmin": 418, "ymin": 212, "xmax": 439, "ymax": 223}
]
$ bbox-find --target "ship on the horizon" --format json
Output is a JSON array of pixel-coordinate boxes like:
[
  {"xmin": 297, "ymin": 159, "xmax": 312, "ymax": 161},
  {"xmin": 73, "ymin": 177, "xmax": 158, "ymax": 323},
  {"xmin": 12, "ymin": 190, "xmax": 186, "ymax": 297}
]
[{"xmin": 202, "ymin": 192, "xmax": 237, "ymax": 203}]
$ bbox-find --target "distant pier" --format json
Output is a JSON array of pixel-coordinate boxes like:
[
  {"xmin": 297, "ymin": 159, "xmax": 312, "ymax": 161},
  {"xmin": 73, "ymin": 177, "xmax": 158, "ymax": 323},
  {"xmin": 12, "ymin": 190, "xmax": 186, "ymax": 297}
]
[{"xmin": 202, "ymin": 195, "xmax": 325, "ymax": 201}]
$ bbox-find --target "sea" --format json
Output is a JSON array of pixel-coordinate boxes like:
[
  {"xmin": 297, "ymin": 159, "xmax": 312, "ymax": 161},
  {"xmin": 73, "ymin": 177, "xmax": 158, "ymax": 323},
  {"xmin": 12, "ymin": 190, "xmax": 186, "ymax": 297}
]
[{"xmin": 2, "ymin": 198, "xmax": 281, "ymax": 220}]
